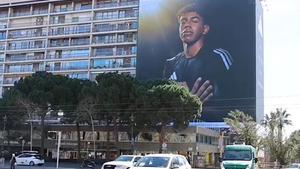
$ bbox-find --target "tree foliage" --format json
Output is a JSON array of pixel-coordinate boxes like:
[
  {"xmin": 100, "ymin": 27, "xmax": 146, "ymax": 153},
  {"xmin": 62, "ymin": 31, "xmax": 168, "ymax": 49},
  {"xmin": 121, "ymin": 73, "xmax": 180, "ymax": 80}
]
[
  {"xmin": 139, "ymin": 83, "xmax": 202, "ymax": 152},
  {"xmin": 262, "ymin": 108, "xmax": 292, "ymax": 165},
  {"xmin": 224, "ymin": 110, "xmax": 261, "ymax": 147}
]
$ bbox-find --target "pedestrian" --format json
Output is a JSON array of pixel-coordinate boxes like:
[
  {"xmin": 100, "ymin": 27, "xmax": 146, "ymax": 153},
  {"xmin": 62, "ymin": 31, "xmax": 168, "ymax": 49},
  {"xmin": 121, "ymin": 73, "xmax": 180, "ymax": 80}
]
[{"xmin": 10, "ymin": 154, "xmax": 16, "ymax": 169}]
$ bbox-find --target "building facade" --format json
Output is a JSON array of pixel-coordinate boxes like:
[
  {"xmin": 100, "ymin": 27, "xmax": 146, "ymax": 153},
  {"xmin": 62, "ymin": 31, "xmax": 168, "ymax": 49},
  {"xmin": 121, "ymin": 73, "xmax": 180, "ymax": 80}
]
[
  {"xmin": 0, "ymin": 0, "xmax": 138, "ymax": 95},
  {"xmin": 0, "ymin": 124, "xmax": 230, "ymax": 167}
]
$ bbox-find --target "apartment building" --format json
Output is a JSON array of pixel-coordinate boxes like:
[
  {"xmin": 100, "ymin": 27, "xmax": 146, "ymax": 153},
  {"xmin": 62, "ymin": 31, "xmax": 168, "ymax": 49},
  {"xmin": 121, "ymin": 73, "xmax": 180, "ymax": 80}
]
[{"xmin": 0, "ymin": 0, "xmax": 138, "ymax": 95}]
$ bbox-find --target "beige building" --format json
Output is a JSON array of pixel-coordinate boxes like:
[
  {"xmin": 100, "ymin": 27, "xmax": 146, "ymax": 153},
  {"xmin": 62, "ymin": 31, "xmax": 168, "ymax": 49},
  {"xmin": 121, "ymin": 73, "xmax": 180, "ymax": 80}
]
[
  {"xmin": 0, "ymin": 0, "xmax": 138, "ymax": 95},
  {"xmin": 0, "ymin": 124, "xmax": 229, "ymax": 167}
]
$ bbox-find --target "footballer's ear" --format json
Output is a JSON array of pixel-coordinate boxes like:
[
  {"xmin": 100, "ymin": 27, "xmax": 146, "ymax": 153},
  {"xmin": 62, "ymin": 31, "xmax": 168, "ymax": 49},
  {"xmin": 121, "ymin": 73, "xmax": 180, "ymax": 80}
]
[{"xmin": 203, "ymin": 25, "xmax": 210, "ymax": 35}]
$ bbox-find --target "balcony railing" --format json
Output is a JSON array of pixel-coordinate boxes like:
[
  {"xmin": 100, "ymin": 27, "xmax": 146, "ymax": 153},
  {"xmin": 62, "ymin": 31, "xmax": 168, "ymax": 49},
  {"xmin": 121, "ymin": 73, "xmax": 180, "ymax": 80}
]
[
  {"xmin": 49, "ymin": 26, "xmax": 91, "ymax": 36},
  {"xmin": 0, "ymin": 44, "xmax": 5, "ymax": 50},
  {"xmin": 50, "ymin": 17, "xmax": 91, "ymax": 25},
  {"xmin": 0, "ymin": 14, "xmax": 8, "ymax": 18},
  {"xmin": 94, "ymin": 39, "xmax": 136, "ymax": 44},
  {"xmin": 95, "ymin": 12, "xmax": 137, "ymax": 21},
  {"xmin": 95, "ymin": 0, "xmax": 138, "ymax": 9},
  {"xmin": 92, "ymin": 63, "xmax": 135, "ymax": 69},
  {"xmin": 5, "ymin": 67, "xmax": 34, "ymax": 73},
  {"xmin": 46, "ymin": 65, "xmax": 89, "ymax": 71},
  {"xmin": 9, "ymin": 31, "xmax": 47, "ymax": 39},
  {"xmin": 6, "ymin": 55, "xmax": 44, "ymax": 62},
  {"xmin": 46, "ymin": 53, "xmax": 89, "ymax": 59},
  {"xmin": 11, "ymin": 12, "xmax": 31, "ymax": 17},
  {"xmin": 94, "ymin": 23, "xmax": 137, "ymax": 32},
  {"xmin": 49, "ymin": 42, "xmax": 69, "ymax": 47},
  {"xmin": 8, "ymin": 43, "xmax": 45, "ymax": 50}
]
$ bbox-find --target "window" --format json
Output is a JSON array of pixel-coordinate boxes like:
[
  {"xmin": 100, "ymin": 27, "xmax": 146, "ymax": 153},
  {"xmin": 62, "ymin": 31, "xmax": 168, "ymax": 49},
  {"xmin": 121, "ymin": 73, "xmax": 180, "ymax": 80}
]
[{"xmin": 72, "ymin": 17, "xmax": 79, "ymax": 22}]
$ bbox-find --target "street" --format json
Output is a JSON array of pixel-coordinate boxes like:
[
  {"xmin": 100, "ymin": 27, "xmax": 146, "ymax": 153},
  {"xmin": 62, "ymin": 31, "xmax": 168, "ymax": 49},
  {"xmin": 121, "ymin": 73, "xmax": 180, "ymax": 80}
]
[{"xmin": 1, "ymin": 161, "xmax": 91, "ymax": 169}]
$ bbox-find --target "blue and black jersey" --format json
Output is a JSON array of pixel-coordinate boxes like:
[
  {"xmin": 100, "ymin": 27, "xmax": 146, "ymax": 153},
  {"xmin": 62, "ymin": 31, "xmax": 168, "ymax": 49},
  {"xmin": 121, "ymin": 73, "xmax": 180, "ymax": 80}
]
[
  {"xmin": 164, "ymin": 46, "xmax": 233, "ymax": 96},
  {"xmin": 163, "ymin": 46, "xmax": 235, "ymax": 121}
]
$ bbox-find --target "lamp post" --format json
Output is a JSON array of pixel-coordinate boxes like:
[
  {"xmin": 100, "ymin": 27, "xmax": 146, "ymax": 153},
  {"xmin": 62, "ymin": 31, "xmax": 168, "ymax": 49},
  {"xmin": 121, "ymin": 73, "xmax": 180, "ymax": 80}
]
[
  {"xmin": 1, "ymin": 115, "xmax": 7, "ymax": 151},
  {"xmin": 87, "ymin": 112, "xmax": 95, "ymax": 159},
  {"xmin": 28, "ymin": 113, "xmax": 33, "ymax": 151},
  {"xmin": 130, "ymin": 113, "xmax": 134, "ymax": 154}
]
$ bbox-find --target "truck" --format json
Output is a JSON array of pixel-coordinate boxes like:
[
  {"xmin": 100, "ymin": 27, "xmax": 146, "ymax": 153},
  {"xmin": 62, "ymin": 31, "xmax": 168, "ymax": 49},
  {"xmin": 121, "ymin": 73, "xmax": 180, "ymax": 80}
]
[{"xmin": 220, "ymin": 144, "xmax": 258, "ymax": 169}]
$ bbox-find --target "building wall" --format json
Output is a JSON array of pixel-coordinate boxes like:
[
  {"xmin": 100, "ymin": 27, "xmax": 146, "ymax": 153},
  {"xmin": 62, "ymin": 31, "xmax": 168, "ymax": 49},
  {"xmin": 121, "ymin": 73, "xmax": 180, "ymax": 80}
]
[{"xmin": 0, "ymin": 0, "xmax": 138, "ymax": 96}]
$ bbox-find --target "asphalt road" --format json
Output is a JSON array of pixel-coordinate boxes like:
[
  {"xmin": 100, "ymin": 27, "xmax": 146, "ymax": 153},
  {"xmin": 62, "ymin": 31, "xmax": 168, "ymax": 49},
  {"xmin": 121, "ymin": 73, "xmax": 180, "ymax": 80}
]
[{"xmin": 0, "ymin": 161, "xmax": 99, "ymax": 169}]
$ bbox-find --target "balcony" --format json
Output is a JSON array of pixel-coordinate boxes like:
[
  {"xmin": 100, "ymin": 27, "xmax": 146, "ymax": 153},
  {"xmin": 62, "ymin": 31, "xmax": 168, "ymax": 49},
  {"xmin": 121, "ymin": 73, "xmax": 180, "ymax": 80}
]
[
  {"xmin": 46, "ymin": 63, "xmax": 89, "ymax": 71},
  {"xmin": 50, "ymin": 17, "xmax": 92, "ymax": 25},
  {"xmin": 5, "ymin": 66, "xmax": 33, "ymax": 73},
  {"xmin": 94, "ymin": 38, "xmax": 136, "ymax": 45},
  {"xmin": 3, "ymin": 77, "xmax": 20, "ymax": 84},
  {"xmin": 49, "ymin": 25, "xmax": 91, "ymax": 36},
  {"xmin": 8, "ymin": 42, "xmax": 45, "ymax": 50},
  {"xmin": 71, "ymin": 38, "xmax": 90, "ymax": 46},
  {"xmin": 0, "ymin": 13, "xmax": 8, "ymax": 19},
  {"xmin": 92, "ymin": 58, "xmax": 136, "ymax": 69},
  {"xmin": 92, "ymin": 63, "xmax": 135, "ymax": 69},
  {"xmin": 9, "ymin": 29, "xmax": 47, "ymax": 39},
  {"xmin": 94, "ymin": 22, "xmax": 137, "ymax": 32},
  {"xmin": 95, "ymin": 10, "xmax": 138, "ymax": 21},
  {"xmin": 95, "ymin": 0, "xmax": 138, "ymax": 9},
  {"xmin": 6, "ymin": 55, "xmax": 44, "ymax": 62},
  {"xmin": 0, "ymin": 44, "xmax": 5, "ymax": 50}
]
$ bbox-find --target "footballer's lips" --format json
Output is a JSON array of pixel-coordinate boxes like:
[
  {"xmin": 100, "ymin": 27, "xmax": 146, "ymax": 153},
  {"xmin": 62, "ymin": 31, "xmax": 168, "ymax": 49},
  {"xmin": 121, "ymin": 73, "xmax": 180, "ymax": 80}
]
[{"xmin": 182, "ymin": 30, "xmax": 193, "ymax": 36}]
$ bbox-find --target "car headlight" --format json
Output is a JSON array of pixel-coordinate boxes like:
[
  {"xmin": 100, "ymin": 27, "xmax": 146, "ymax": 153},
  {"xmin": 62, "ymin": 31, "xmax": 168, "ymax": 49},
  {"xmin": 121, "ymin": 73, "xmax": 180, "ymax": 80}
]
[{"xmin": 246, "ymin": 165, "xmax": 251, "ymax": 169}]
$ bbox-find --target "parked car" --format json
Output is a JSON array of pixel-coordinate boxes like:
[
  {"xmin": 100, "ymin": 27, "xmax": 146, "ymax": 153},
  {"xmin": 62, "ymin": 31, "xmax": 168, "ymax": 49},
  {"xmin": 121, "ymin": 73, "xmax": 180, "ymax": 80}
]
[
  {"xmin": 131, "ymin": 154, "xmax": 191, "ymax": 169},
  {"xmin": 101, "ymin": 155, "xmax": 142, "ymax": 169},
  {"xmin": 15, "ymin": 153, "xmax": 44, "ymax": 166},
  {"xmin": 283, "ymin": 163, "xmax": 300, "ymax": 169}
]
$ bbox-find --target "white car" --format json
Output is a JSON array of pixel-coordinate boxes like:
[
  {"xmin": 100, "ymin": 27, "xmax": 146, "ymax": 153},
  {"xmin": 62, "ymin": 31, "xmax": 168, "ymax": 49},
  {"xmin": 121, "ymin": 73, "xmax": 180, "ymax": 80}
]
[
  {"xmin": 101, "ymin": 155, "xmax": 142, "ymax": 169},
  {"xmin": 131, "ymin": 154, "xmax": 191, "ymax": 169},
  {"xmin": 283, "ymin": 163, "xmax": 300, "ymax": 169},
  {"xmin": 15, "ymin": 153, "xmax": 44, "ymax": 166}
]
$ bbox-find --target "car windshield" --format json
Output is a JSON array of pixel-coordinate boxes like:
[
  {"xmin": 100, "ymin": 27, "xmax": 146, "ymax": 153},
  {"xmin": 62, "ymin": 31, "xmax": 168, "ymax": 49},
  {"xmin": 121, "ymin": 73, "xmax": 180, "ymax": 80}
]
[
  {"xmin": 135, "ymin": 156, "xmax": 170, "ymax": 168},
  {"xmin": 223, "ymin": 150, "xmax": 252, "ymax": 161},
  {"xmin": 115, "ymin": 156, "xmax": 133, "ymax": 162},
  {"xmin": 287, "ymin": 165, "xmax": 299, "ymax": 168},
  {"xmin": 34, "ymin": 155, "xmax": 42, "ymax": 159}
]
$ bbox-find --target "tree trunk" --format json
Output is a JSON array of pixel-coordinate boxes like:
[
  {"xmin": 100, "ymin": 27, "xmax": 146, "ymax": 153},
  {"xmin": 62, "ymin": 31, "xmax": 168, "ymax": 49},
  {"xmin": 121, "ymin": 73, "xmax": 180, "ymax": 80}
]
[
  {"xmin": 113, "ymin": 114, "xmax": 118, "ymax": 146},
  {"xmin": 7, "ymin": 129, "xmax": 10, "ymax": 152},
  {"xmin": 106, "ymin": 116, "xmax": 110, "ymax": 160},
  {"xmin": 40, "ymin": 114, "xmax": 45, "ymax": 156},
  {"xmin": 76, "ymin": 122, "xmax": 81, "ymax": 161},
  {"xmin": 158, "ymin": 125, "xmax": 165, "ymax": 153}
]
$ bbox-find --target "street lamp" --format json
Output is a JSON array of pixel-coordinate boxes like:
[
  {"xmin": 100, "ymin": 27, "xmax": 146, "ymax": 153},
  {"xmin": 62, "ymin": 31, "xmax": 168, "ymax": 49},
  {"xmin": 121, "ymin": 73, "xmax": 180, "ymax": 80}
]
[
  {"xmin": 1, "ymin": 115, "xmax": 7, "ymax": 151},
  {"xmin": 87, "ymin": 112, "xmax": 95, "ymax": 159},
  {"xmin": 28, "ymin": 113, "xmax": 33, "ymax": 151},
  {"xmin": 130, "ymin": 113, "xmax": 134, "ymax": 154}
]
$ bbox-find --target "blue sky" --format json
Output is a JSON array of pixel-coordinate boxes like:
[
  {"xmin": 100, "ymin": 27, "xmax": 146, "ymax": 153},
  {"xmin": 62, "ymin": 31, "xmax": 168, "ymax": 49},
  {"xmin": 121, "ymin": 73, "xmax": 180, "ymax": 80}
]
[{"xmin": 264, "ymin": 0, "xmax": 300, "ymax": 135}]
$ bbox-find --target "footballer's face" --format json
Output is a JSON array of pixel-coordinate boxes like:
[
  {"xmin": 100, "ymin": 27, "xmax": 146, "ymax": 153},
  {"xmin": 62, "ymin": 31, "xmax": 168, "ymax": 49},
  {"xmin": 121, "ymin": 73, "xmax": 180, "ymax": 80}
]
[{"xmin": 179, "ymin": 12, "xmax": 209, "ymax": 45}]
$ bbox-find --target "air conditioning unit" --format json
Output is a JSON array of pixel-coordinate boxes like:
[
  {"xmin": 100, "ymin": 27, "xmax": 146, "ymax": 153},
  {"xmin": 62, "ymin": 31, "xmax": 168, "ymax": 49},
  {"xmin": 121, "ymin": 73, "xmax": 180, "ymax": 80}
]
[{"xmin": 36, "ymin": 17, "xmax": 44, "ymax": 25}]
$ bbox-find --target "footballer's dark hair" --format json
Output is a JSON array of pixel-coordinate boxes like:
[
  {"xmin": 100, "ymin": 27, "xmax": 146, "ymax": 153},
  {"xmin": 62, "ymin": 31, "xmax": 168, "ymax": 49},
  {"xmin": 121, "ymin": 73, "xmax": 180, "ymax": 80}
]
[{"xmin": 177, "ymin": 3, "xmax": 210, "ymax": 24}]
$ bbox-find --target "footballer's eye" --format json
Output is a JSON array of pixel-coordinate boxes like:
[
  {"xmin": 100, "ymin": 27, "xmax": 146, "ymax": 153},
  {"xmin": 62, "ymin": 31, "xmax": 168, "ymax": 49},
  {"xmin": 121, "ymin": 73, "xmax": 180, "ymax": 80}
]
[
  {"xmin": 179, "ymin": 18, "xmax": 187, "ymax": 25},
  {"xmin": 191, "ymin": 17, "xmax": 200, "ymax": 23}
]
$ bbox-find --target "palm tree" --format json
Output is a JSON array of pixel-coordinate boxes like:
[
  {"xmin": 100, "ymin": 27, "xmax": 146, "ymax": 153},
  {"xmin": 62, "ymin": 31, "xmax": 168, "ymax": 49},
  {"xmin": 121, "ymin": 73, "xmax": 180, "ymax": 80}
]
[{"xmin": 262, "ymin": 108, "xmax": 292, "ymax": 165}]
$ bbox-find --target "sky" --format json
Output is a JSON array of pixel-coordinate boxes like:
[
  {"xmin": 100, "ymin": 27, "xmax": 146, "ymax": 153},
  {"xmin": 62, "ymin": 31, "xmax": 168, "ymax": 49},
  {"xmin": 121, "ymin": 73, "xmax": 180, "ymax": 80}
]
[{"xmin": 263, "ymin": 0, "xmax": 300, "ymax": 136}]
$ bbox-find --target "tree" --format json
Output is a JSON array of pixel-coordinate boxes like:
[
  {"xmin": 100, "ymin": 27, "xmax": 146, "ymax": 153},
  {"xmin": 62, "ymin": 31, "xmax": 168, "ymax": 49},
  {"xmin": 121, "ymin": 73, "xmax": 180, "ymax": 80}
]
[
  {"xmin": 14, "ymin": 71, "xmax": 70, "ymax": 156},
  {"xmin": 95, "ymin": 72, "xmax": 138, "ymax": 156},
  {"xmin": 61, "ymin": 78, "xmax": 94, "ymax": 161},
  {"xmin": 286, "ymin": 130, "xmax": 300, "ymax": 162},
  {"xmin": 140, "ymin": 83, "xmax": 202, "ymax": 152},
  {"xmin": 0, "ymin": 88, "xmax": 26, "ymax": 152},
  {"xmin": 262, "ymin": 108, "xmax": 292, "ymax": 165},
  {"xmin": 224, "ymin": 110, "xmax": 261, "ymax": 147}
]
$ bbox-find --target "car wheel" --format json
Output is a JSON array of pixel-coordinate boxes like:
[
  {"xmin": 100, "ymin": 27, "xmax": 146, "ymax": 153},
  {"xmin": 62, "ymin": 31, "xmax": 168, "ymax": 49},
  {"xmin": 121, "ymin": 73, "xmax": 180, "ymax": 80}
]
[{"xmin": 29, "ymin": 161, "xmax": 35, "ymax": 166}]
